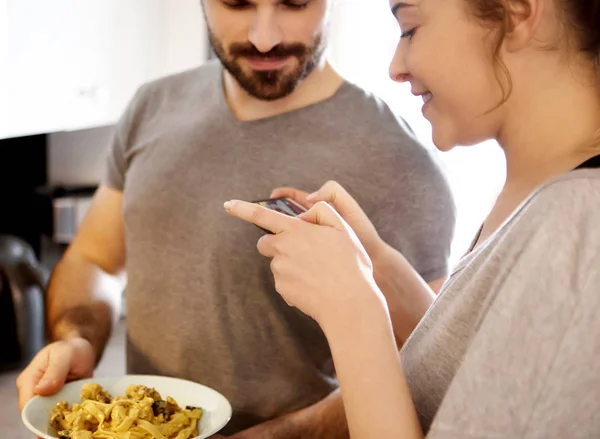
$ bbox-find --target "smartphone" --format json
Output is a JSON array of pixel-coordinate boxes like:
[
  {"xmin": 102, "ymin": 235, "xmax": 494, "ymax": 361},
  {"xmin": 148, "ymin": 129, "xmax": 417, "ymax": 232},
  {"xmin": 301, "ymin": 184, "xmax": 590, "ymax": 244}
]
[{"xmin": 252, "ymin": 197, "xmax": 308, "ymax": 233}]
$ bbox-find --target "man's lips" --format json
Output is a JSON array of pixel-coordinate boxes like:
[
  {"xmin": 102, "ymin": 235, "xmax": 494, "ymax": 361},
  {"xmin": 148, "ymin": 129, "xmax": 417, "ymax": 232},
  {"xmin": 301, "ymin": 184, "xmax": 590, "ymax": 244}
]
[{"xmin": 243, "ymin": 56, "xmax": 291, "ymax": 70}]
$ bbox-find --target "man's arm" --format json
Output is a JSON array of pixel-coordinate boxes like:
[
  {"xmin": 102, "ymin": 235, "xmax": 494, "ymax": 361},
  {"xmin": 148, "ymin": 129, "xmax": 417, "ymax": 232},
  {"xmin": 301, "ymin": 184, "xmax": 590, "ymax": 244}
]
[
  {"xmin": 372, "ymin": 242, "xmax": 438, "ymax": 346},
  {"xmin": 47, "ymin": 185, "xmax": 127, "ymax": 363},
  {"xmin": 231, "ymin": 390, "xmax": 348, "ymax": 439},
  {"xmin": 427, "ymin": 278, "xmax": 446, "ymax": 294}
]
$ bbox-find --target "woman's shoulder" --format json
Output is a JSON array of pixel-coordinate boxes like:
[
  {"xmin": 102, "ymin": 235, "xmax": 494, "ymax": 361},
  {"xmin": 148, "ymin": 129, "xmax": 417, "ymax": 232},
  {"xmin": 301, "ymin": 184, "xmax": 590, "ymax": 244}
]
[
  {"xmin": 482, "ymin": 168, "xmax": 600, "ymax": 283},
  {"xmin": 534, "ymin": 168, "xmax": 600, "ymax": 200},
  {"xmin": 450, "ymin": 169, "xmax": 600, "ymax": 281},
  {"xmin": 507, "ymin": 169, "xmax": 600, "ymax": 234},
  {"xmin": 454, "ymin": 169, "xmax": 600, "ymax": 268}
]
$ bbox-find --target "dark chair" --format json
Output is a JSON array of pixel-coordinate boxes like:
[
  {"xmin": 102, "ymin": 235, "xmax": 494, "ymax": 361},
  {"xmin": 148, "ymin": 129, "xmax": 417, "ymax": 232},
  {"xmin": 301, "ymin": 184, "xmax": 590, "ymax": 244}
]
[{"xmin": 0, "ymin": 235, "xmax": 50, "ymax": 368}]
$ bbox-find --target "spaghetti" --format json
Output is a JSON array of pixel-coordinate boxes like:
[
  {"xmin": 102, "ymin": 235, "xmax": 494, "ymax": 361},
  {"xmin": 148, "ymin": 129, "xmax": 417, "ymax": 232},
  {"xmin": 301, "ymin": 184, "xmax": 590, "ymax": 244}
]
[{"xmin": 49, "ymin": 383, "xmax": 203, "ymax": 439}]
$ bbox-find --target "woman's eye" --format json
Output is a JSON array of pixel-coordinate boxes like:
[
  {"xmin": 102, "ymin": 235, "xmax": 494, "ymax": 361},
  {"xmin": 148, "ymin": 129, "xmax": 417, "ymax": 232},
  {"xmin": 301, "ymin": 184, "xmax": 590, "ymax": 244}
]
[
  {"xmin": 282, "ymin": 1, "xmax": 310, "ymax": 10},
  {"xmin": 400, "ymin": 27, "xmax": 418, "ymax": 41},
  {"xmin": 222, "ymin": 0, "xmax": 252, "ymax": 10}
]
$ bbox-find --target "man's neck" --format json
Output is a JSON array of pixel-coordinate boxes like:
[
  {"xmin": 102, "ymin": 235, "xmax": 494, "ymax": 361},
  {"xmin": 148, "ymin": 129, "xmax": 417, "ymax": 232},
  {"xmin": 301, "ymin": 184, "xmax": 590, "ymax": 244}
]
[{"xmin": 223, "ymin": 61, "xmax": 345, "ymax": 122}]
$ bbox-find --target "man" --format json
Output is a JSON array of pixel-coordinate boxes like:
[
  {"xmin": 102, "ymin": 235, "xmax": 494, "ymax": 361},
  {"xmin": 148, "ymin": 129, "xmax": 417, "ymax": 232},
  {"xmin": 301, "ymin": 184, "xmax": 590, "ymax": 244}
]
[{"xmin": 17, "ymin": 0, "xmax": 455, "ymax": 437}]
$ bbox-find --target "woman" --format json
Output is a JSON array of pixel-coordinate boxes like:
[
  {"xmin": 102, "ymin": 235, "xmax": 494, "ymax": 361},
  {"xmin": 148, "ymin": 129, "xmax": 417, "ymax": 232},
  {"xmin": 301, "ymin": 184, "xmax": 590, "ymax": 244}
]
[{"xmin": 225, "ymin": 0, "xmax": 600, "ymax": 437}]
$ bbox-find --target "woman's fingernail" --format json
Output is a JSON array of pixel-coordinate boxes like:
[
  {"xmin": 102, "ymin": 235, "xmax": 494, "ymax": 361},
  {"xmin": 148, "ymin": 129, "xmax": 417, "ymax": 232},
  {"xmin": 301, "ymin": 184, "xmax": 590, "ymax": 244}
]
[
  {"xmin": 223, "ymin": 201, "xmax": 233, "ymax": 210},
  {"xmin": 306, "ymin": 192, "xmax": 318, "ymax": 200}
]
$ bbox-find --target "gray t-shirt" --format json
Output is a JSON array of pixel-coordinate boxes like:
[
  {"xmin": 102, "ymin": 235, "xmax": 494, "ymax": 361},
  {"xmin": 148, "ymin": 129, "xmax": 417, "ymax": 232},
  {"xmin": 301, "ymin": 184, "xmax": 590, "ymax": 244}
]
[
  {"xmin": 402, "ymin": 169, "xmax": 600, "ymax": 438},
  {"xmin": 104, "ymin": 61, "xmax": 455, "ymax": 433}
]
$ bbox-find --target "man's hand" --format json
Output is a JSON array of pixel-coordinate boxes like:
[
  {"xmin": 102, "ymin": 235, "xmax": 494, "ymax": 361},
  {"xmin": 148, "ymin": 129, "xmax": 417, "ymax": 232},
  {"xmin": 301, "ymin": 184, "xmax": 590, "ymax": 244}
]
[
  {"xmin": 226, "ymin": 419, "xmax": 289, "ymax": 439},
  {"xmin": 218, "ymin": 390, "xmax": 349, "ymax": 439},
  {"xmin": 226, "ymin": 418, "xmax": 303, "ymax": 439},
  {"xmin": 16, "ymin": 337, "xmax": 95, "ymax": 412}
]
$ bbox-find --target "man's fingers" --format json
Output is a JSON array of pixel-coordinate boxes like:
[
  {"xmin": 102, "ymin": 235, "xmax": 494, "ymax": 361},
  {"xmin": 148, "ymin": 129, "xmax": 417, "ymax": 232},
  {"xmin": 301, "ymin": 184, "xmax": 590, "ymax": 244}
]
[
  {"xmin": 17, "ymin": 366, "xmax": 44, "ymax": 412},
  {"xmin": 270, "ymin": 187, "xmax": 314, "ymax": 209},
  {"xmin": 224, "ymin": 200, "xmax": 295, "ymax": 234},
  {"xmin": 34, "ymin": 345, "xmax": 71, "ymax": 396},
  {"xmin": 299, "ymin": 201, "xmax": 347, "ymax": 229}
]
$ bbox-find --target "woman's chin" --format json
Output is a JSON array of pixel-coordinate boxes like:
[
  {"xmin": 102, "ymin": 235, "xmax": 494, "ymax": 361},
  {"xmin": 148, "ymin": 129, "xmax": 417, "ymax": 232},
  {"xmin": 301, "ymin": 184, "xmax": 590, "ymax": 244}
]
[
  {"xmin": 431, "ymin": 125, "xmax": 491, "ymax": 152},
  {"xmin": 431, "ymin": 130, "xmax": 458, "ymax": 152}
]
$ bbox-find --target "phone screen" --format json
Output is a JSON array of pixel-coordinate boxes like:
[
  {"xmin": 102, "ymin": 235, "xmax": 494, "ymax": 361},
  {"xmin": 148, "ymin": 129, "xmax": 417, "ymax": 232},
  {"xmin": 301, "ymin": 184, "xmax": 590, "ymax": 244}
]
[
  {"xmin": 254, "ymin": 198, "xmax": 307, "ymax": 217},
  {"xmin": 252, "ymin": 197, "xmax": 308, "ymax": 233}
]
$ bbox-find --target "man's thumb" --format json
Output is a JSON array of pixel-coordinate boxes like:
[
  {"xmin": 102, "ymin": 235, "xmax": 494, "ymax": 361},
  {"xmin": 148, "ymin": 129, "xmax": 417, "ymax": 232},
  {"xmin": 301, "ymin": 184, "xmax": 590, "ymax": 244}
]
[{"xmin": 34, "ymin": 347, "xmax": 71, "ymax": 396}]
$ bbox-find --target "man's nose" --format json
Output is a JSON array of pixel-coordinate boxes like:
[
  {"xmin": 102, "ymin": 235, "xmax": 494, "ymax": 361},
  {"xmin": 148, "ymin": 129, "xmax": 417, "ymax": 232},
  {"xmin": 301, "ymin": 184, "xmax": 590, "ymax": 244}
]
[{"xmin": 248, "ymin": 9, "xmax": 283, "ymax": 53}]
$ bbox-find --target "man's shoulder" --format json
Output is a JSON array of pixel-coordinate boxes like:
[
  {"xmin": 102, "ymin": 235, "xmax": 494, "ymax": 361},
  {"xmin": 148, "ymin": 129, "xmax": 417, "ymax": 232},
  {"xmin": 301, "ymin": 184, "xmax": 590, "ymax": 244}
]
[
  {"xmin": 336, "ymin": 83, "xmax": 444, "ymax": 170},
  {"xmin": 133, "ymin": 60, "xmax": 221, "ymax": 104},
  {"xmin": 152, "ymin": 60, "xmax": 219, "ymax": 86},
  {"xmin": 337, "ymin": 82, "xmax": 416, "ymax": 136}
]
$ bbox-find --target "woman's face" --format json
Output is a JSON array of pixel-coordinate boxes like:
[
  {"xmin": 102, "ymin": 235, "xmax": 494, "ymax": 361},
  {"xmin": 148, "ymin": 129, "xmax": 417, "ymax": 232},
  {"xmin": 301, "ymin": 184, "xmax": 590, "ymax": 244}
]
[{"xmin": 389, "ymin": 0, "xmax": 507, "ymax": 151}]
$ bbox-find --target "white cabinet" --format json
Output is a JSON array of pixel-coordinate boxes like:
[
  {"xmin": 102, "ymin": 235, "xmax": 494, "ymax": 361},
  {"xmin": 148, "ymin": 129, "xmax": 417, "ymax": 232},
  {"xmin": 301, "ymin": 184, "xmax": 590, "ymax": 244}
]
[{"xmin": 0, "ymin": 0, "xmax": 208, "ymax": 140}]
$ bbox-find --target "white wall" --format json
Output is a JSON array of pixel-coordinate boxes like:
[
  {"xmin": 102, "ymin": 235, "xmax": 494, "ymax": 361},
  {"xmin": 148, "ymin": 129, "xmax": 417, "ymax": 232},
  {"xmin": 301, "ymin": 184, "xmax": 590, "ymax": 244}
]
[
  {"xmin": 2, "ymin": 0, "xmax": 166, "ymax": 138},
  {"xmin": 160, "ymin": 0, "xmax": 209, "ymax": 77},
  {"xmin": 1, "ymin": 0, "xmax": 209, "ymax": 140},
  {"xmin": 104, "ymin": 0, "xmax": 165, "ymax": 126}
]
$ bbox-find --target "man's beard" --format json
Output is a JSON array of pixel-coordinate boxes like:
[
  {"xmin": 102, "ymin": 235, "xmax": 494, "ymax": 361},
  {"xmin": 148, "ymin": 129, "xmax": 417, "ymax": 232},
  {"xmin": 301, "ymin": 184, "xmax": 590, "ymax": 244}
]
[{"xmin": 209, "ymin": 29, "xmax": 327, "ymax": 101}]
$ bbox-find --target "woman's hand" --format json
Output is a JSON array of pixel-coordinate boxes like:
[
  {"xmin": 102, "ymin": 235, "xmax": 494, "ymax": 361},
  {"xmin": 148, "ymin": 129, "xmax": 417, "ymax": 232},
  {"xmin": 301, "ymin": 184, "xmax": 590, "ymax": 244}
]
[
  {"xmin": 270, "ymin": 181, "xmax": 386, "ymax": 262},
  {"xmin": 225, "ymin": 199, "xmax": 423, "ymax": 439},
  {"xmin": 224, "ymin": 199, "xmax": 387, "ymax": 329},
  {"xmin": 272, "ymin": 181, "xmax": 438, "ymax": 345}
]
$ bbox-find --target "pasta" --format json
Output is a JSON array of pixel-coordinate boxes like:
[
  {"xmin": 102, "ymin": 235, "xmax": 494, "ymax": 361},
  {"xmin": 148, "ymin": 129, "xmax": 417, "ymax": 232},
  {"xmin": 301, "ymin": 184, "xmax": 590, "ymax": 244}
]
[{"xmin": 49, "ymin": 383, "xmax": 203, "ymax": 439}]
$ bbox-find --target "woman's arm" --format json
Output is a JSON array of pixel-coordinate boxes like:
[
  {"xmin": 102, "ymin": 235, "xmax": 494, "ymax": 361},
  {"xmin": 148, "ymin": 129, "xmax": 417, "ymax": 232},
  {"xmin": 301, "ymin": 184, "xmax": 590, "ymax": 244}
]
[
  {"xmin": 272, "ymin": 183, "xmax": 440, "ymax": 344},
  {"xmin": 322, "ymin": 290, "xmax": 424, "ymax": 439},
  {"xmin": 225, "ymin": 199, "xmax": 426, "ymax": 439}
]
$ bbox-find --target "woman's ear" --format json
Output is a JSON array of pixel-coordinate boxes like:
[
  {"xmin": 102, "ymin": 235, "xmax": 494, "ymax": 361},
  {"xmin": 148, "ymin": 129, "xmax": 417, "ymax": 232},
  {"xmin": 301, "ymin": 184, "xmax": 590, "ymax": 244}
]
[{"xmin": 503, "ymin": 0, "xmax": 546, "ymax": 53}]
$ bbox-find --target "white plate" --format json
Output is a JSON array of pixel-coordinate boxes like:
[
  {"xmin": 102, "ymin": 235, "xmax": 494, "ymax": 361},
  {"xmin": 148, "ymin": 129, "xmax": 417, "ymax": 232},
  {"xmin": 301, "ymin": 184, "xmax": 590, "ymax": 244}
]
[{"xmin": 22, "ymin": 375, "xmax": 232, "ymax": 439}]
